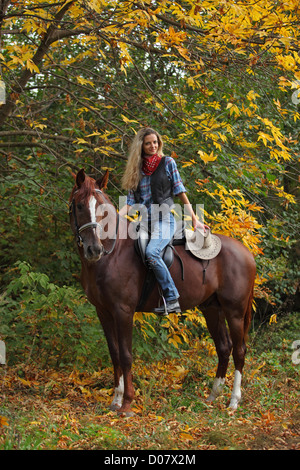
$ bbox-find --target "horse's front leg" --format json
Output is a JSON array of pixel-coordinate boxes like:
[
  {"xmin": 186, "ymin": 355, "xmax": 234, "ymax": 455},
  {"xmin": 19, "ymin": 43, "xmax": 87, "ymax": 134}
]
[
  {"xmin": 110, "ymin": 372, "xmax": 124, "ymax": 411},
  {"xmin": 96, "ymin": 308, "xmax": 124, "ymax": 412},
  {"xmin": 114, "ymin": 305, "xmax": 135, "ymax": 416}
]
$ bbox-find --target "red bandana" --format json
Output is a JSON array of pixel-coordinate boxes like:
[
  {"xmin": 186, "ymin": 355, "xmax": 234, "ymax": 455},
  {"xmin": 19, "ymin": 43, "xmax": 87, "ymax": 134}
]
[{"xmin": 142, "ymin": 154, "xmax": 161, "ymax": 175}]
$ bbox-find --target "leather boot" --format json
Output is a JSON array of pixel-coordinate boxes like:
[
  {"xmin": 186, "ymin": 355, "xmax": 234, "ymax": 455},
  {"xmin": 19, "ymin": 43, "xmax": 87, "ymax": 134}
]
[{"xmin": 154, "ymin": 299, "xmax": 181, "ymax": 316}]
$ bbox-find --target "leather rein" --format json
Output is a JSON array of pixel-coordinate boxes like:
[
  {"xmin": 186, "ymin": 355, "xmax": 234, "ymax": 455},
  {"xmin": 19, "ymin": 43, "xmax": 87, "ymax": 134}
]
[{"xmin": 70, "ymin": 188, "xmax": 119, "ymax": 256}]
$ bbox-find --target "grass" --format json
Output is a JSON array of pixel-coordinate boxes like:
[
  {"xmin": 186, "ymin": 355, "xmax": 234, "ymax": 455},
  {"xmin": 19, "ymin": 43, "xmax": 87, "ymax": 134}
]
[{"xmin": 0, "ymin": 312, "xmax": 299, "ymax": 450}]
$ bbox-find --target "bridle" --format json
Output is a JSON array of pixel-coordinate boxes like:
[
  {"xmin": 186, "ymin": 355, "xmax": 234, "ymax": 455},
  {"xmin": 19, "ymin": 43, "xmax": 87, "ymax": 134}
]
[{"xmin": 70, "ymin": 188, "xmax": 119, "ymax": 256}]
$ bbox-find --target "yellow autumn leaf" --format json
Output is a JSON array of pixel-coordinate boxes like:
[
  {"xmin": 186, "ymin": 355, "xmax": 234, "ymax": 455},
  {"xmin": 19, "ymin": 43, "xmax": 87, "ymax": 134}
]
[
  {"xmin": 227, "ymin": 103, "xmax": 240, "ymax": 117},
  {"xmin": 177, "ymin": 46, "xmax": 191, "ymax": 61},
  {"xmin": 179, "ymin": 432, "xmax": 194, "ymax": 441},
  {"xmin": 79, "ymin": 386, "xmax": 91, "ymax": 396},
  {"xmin": 87, "ymin": 132, "xmax": 103, "ymax": 137},
  {"xmin": 26, "ymin": 59, "xmax": 40, "ymax": 74},
  {"xmin": 73, "ymin": 138, "xmax": 89, "ymax": 144},
  {"xmin": 257, "ymin": 131, "xmax": 273, "ymax": 146},
  {"xmin": 18, "ymin": 377, "xmax": 32, "ymax": 386},
  {"xmin": 148, "ymin": 413, "xmax": 164, "ymax": 421},
  {"xmin": 269, "ymin": 314, "xmax": 277, "ymax": 324},
  {"xmin": 32, "ymin": 123, "xmax": 47, "ymax": 130},
  {"xmin": 0, "ymin": 416, "xmax": 9, "ymax": 428},
  {"xmin": 198, "ymin": 150, "xmax": 217, "ymax": 164},
  {"xmin": 101, "ymin": 166, "xmax": 115, "ymax": 171},
  {"xmin": 181, "ymin": 161, "xmax": 193, "ymax": 168},
  {"xmin": 76, "ymin": 76, "xmax": 95, "ymax": 87},
  {"xmin": 88, "ymin": 0, "xmax": 105, "ymax": 14},
  {"xmin": 168, "ymin": 335, "xmax": 182, "ymax": 348},
  {"xmin": 247, "ymin": 90, "xmax": 260, "ymax": 101},
  {"xmin": 121, "ymin": 114, "xmax": 139, "ymax": 124}
]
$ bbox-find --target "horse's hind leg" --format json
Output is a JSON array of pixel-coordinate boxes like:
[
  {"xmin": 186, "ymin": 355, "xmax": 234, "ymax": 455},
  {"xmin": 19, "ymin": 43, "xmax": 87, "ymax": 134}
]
[
  {"xmin": 202, "ymin": 307, "xmax": 232, "ymax": 403},
  {"xmin": 222, "ymin": 283, "xmax": 253, "ymax": 410},
  {"xmin": 225, "ymin": 312, "xmax": 247, "ymax": 410}
]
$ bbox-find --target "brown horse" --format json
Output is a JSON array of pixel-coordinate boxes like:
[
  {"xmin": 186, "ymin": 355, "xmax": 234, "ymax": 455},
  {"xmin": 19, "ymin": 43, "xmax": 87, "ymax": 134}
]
[{"xmin": 69, "ymin": 169, "xmax": 256, "ymax": 415}]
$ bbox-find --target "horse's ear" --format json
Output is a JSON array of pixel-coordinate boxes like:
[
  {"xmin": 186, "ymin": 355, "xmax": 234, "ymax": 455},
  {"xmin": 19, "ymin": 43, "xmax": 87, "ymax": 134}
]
[
  {"xmin": 96, "ymin": 170, "xmax": 109, "ymax": 190},
  {"xmin": 76, "ymin": 168, "xmax": 85, "ymax": 188}
]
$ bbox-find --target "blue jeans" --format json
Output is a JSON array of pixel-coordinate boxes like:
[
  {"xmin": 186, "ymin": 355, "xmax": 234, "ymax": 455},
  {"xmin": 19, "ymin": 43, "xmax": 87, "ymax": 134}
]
[{"xmin": 145, "ymin": 213, "xmax": 179, "ymax": 302}]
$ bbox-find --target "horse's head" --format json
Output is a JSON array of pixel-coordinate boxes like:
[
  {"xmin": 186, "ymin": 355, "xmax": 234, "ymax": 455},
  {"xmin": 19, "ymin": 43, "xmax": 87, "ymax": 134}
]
[{"xmin": 69, "ymin": 168, "xmax": 113, "ymax": 262}]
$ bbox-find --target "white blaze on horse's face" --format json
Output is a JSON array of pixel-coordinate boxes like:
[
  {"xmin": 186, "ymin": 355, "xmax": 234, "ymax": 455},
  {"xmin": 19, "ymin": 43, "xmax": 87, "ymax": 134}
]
[
  {"xmin": 81, "ymin": 195, "xmax": 103, "ymax": 262},
  {"xmin": 89, "ymin": 195, "xmax": 102, "ymax": 240},
  {"xmin": 89, "ymin": 195, "xmax": 97, "ymax": 225}
]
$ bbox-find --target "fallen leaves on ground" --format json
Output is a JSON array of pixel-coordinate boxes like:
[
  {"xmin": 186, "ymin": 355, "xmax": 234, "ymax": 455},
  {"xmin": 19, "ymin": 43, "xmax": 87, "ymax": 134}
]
[{"xmin": 0, "ymin": 352, "xmax": 299, "ymax": 450}]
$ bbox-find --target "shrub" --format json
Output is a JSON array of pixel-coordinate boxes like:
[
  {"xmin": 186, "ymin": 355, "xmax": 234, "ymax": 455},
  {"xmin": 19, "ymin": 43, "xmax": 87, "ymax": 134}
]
[{"xmin": 0, "ymin": 261, "xmax": 106, "ymax": 369}]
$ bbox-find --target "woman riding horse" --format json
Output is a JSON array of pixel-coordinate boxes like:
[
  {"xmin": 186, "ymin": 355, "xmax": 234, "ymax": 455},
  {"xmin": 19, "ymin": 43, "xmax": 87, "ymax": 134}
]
[
  {"xmin": 120, "ymin": 127, "xmax": 208, "ymax": 315},
  {"xmin": 69, "ymin": 133, "xmax": 256, "ymax": 414}
]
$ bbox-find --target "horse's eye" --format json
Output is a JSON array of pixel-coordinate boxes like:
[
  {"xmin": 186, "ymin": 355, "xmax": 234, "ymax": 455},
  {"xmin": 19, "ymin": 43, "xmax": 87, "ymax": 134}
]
[{"xmin": 77, "ymin": 203, "xmax": 83, "ymax": 210}]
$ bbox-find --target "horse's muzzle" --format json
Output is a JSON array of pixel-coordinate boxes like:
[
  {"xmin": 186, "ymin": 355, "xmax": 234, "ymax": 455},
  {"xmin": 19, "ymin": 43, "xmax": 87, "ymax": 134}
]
[{"xmin": 85, "ymin": 242, "xmax": 104, "ymax": 262}]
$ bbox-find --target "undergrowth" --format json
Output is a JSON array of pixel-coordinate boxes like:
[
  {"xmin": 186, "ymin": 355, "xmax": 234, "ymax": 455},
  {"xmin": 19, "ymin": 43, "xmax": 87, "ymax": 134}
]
[{"xmin": 0, "ymin": 312, "xmax": 299, "ymax": 450}]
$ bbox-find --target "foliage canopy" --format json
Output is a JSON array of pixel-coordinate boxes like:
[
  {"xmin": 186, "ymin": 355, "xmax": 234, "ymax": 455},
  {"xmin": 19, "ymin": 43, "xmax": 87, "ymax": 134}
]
[{"xmin": 0, "ymin": 1, "xmax": 299, "ymax": 345}]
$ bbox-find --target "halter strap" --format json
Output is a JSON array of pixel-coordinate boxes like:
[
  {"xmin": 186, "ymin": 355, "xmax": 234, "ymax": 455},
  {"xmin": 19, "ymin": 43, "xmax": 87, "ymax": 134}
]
[
  {"xmin": 70, "ymin": 188, "xmax": 119, "ymax": 255},
  {"xmin": 102, "ymin": 213, "xmax": 119, "ymax": 256},
  {"xmin": 78, "ymin": 222, "xmax": 101, "ymax": 234}
]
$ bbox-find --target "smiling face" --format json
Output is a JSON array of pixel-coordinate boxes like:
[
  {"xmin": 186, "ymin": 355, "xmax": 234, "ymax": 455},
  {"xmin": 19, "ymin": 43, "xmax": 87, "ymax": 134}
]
[{"xmin": 142, "ymin": 133, "xmax": 159, "ymax": 157}]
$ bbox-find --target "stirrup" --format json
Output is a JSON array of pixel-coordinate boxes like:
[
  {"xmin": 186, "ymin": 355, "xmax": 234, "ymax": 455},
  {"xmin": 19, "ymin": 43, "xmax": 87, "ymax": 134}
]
[
  {"xmin": 154, "ymin": 297, "xmax": 181, "ymax": 316},
  {"xmin": 161, "ymin": 296, "xmax": 168, "ymax": 316},
  {"xmin": 154, "ymin": 295, "xmax": 168, "ymax": 316}
]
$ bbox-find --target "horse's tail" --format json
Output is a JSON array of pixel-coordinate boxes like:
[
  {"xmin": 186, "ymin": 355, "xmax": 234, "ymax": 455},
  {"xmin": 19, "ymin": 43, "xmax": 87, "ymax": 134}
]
[{"xmin": 244, "ymin": 282, "xmax": 254, "ymax": 341}]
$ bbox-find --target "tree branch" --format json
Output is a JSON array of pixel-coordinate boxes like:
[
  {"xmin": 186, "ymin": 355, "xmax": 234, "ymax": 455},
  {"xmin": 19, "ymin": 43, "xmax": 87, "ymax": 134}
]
[
  {"xmin": 0, "ymin": 0, "xmax": 75, "ymax": 127},
  {"xmin": 0, "ymin": 130, "xmax": 73, "ymax": 142}
]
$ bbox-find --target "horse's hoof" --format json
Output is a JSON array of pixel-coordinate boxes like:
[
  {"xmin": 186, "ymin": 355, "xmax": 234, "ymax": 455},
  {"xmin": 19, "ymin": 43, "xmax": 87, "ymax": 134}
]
[
  {"xmin": 228, "ymin": 400, "xmax": 239, "ymax": 411},
  {"xmin": 109, "ymin": 404, "xmax": 121, "ymax": 411},
  {"xmin": 117, "ymin": 410, "xmax": 135, "ymax": 417},
  {"xmin": 207, "ymin": 393, "xmax": 216, "ymax": 403}
]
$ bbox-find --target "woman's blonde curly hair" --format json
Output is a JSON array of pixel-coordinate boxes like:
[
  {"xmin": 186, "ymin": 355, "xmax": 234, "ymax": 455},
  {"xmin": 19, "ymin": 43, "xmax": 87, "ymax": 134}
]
[{"xmin": 121, "ymin": 127, "xmax": 164, "ymax": 191}]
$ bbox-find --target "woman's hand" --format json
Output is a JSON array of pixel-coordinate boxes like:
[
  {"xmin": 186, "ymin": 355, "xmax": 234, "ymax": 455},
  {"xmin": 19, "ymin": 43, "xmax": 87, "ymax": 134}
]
[
  {"xmin": 176, "ymin": 192, "xmax": 210, "ymax": 232},
  {"xmin": 192, "ymin": 216, "xmax": 209, "ymax": 233}
]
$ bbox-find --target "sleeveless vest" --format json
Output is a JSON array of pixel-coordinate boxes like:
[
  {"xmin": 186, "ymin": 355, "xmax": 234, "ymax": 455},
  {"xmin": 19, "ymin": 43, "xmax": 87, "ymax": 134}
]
[{"xmin": 134, "ymin": 157, "xmax": 174, "ymax": 207}]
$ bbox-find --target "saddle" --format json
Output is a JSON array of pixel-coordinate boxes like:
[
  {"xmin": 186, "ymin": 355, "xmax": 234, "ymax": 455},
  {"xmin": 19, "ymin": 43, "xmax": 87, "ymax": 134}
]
[{"xmin": 134, "ymin": 221, "xmax": 186, "ymax": 311}]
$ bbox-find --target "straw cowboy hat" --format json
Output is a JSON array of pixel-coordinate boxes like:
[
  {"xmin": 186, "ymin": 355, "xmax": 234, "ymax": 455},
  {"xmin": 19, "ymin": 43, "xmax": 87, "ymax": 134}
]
[{"xmin": 185, "ymin": 228, "xmax": 222, "ymax": 260}]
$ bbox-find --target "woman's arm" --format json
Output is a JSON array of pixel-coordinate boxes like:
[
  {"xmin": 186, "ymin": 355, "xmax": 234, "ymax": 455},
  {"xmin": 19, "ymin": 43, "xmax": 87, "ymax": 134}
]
[{"xmin": 177, "ymin": 192, "xmax": 209, "ymax": 232}]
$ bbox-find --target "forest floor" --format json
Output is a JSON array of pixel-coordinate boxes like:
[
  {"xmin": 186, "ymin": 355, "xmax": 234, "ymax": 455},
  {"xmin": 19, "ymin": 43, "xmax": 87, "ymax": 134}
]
[{"xmin": 0, "ymin": 313, "xmax": 299, "ymax": 451}]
